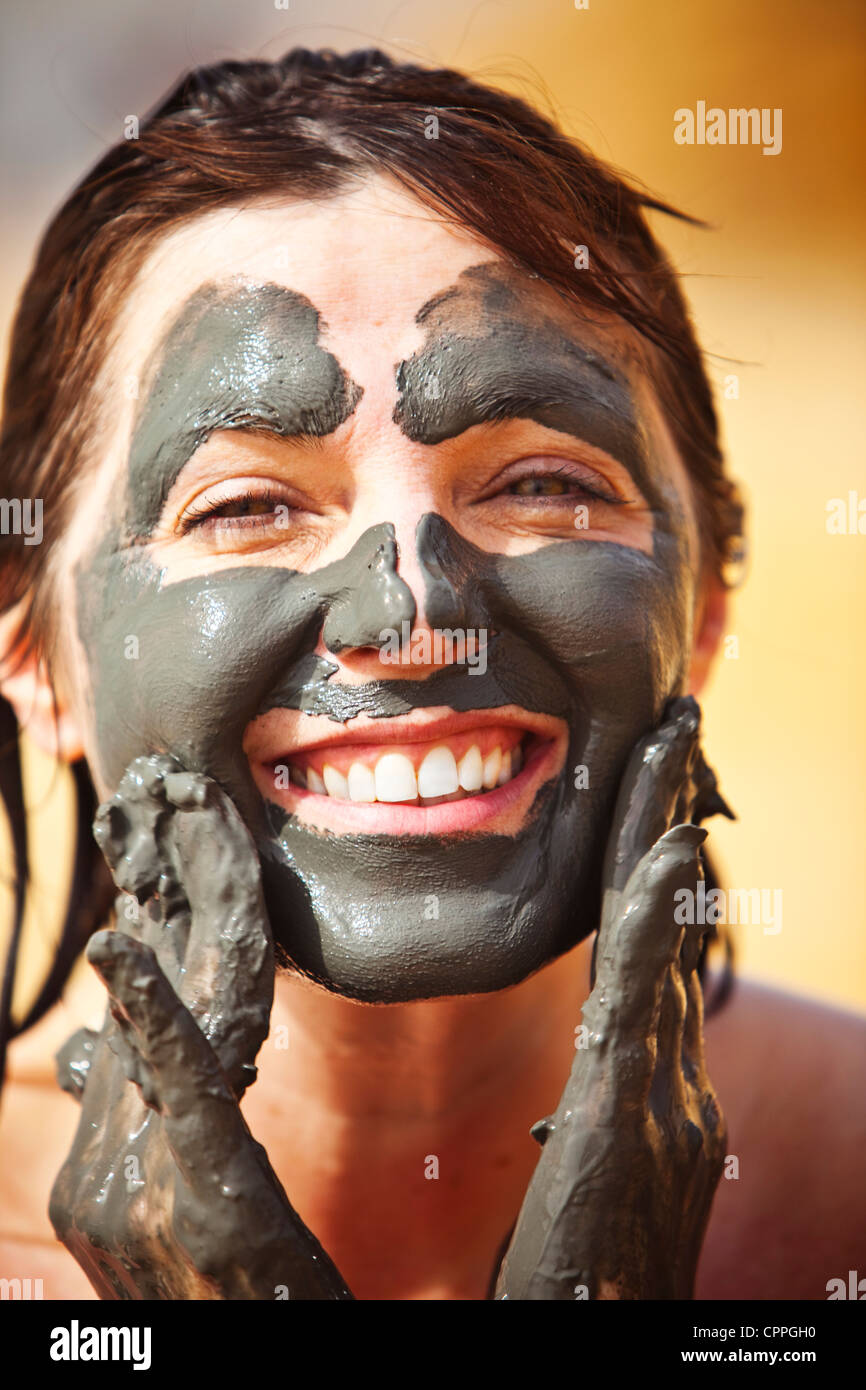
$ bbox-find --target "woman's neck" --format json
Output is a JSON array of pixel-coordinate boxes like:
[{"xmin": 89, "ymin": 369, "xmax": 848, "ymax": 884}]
[{"xmin": 243, "ymin": 938, "xmax": 594, "ymax": 1298}]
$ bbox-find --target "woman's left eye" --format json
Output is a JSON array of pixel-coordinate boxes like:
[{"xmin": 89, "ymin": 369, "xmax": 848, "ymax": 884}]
[
  {"xmin": 508, "ymin": 476, "xmax": 578, "ymax": 497},
  {"xmin": 501, "ymin": 467, "xmax": 623, "ymax": 505}
]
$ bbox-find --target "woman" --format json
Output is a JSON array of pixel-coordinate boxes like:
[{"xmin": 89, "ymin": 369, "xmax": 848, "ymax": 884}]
[{"xmin": 0, "ymin": 48, "xmax": 862, "ymax": 1301}]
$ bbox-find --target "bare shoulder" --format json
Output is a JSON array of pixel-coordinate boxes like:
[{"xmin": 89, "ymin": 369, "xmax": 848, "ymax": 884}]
[
  {"xmin": 0, "ymin": 972, "xmax": 103, "ymax": 1300},
  {"xmin": 697, "ymin": 977, "xmax": 866, "ymax": 1300}
]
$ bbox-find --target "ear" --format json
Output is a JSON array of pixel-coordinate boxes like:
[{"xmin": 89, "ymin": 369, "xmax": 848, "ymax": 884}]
[
  {"xmin": 688, "ymin": 573, "xmax": 727, "ymax": 696},
  {"xmin": 0, "ymin": 604, "xmax": 85, "ymax": 762}
]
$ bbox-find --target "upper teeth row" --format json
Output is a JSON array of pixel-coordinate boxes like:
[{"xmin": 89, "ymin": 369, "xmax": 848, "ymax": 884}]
[{"xmin": 290, "ymin": 743, "xmax": 524, "ymax": 803}]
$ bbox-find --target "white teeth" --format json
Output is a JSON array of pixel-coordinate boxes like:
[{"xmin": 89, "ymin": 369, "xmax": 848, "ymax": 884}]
[
  {"xmin": 348, "ymin": 761, "xmax": 377, "ymax": 802},
  {"xmin": 417, "ymin": 745, "xmax": 459, "ymax": 798},
  {"xmin": 290, "ymin": 738, "xmax": 528, "ymax": 802},
  {"xmin": 457, "ymin": 744, "xmax": 483, "ymax": 792},
  {"xmin": 374, "ymin": 752, "xmax": 418, "ymax": 803},
  {"xmin": 482, "ymin": 747, "xmax": 502, "ymax": 789},
  {"xmin": 322, "ymin": 764, "xmax": 349, "ymax": 799}
]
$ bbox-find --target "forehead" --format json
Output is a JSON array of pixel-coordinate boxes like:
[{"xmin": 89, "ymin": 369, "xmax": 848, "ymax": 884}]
[
  {"xmin": 110, "ymin": 174, "xmax": 640, "ymax": 381},
  {"xmin": 76, "ymin": 172, "xmax": 700, "ymax": 574}
]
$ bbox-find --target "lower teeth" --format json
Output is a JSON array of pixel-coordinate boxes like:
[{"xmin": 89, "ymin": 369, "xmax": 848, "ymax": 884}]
[{"xmin": 417, "ymin": 789, "xmax": 470, "ymax": 806}]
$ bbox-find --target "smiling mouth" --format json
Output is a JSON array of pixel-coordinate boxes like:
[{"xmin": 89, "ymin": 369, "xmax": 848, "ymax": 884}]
[{"xmin": 249, "ymin": 708, "xmax": 566, "ymax": 836}]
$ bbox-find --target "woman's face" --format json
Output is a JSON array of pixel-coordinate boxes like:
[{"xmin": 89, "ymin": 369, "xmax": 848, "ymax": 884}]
[{"xmin": 56, "ymin": 175, "xmax": 705, "ymax": 1002}]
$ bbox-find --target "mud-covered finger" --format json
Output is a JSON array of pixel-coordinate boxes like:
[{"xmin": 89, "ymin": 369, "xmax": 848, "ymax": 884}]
[
  {"xmin": 678, "ymin": 889, "xmax": 710, "ymax": 1066},
  {"xmin": 681, "ymin": 966, "xmax": 711, "ymax": 1079},
  {"xmin": 588, "ymin": 823, "xmax": 707, "ymax": 1043},
  {"xmin": 86, "ymin": 927, "xmax": 285, "ymax": 1210},
  {"xmin": 161, "ymin": 772, "xmax": 274, "ymax": 1092},
  {"xmin": 85, "ymin": 928, "xmax": 238, "ymax": 1122},
  {"xmin": 600, "ymin": 697, "xmax": 701, "ymax": 927},
  {"xmin": 650, "ymin": 966, "xmax": 689, "ymax": 1115},
  {"xmin": 93, "ymin": 755, "xmax": 183, "ymax": 904}
]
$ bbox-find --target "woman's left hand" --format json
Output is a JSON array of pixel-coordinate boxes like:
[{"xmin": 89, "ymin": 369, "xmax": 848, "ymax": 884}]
[{"xmin": 494, "ymin": 697, "xmax": 729, "ymax": 1300}]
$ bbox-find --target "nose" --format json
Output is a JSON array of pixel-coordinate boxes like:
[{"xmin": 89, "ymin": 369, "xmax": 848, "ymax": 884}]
[
  {"xmin": 413, "ymin": 512, "xmax": 470, "ymax": 630},
  {"xmin": 320, "ymin": 514, "xmax": 470, "ymax": 673},
  {"xmin": 321, "ymin": 527, "xmax": 416, "ymax": 653}
]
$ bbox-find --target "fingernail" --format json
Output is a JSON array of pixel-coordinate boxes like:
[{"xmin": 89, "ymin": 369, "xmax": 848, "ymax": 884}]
[
  {"xmin": 664, "ymin": 694, "xmax": 701, "ymax": 728},
  {"xmin": 661, "ymin": 823, "xmax": 708, "ymax": 849},
  {"xmin": 164, "ymin": 771, "xmax": 208, "ymax": 807},
  {"xmin": 86, "ymin": 927, "xmax": 146, "ymax": 971}
]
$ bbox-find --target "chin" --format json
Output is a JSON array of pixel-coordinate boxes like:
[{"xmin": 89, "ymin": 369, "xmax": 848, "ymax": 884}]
[{"xmin": 255, "ymin": 775, "xmax": 604, "ymax": 1004}]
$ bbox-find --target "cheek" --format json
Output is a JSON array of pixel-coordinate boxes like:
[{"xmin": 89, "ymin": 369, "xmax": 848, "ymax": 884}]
[
  {"xmin": 77, "ymin": 558, "xmax": 320, "ymax": 793},
  {"xmin": 489, "ymin": 534, "xmax": 694, "ymax": 725},
  {"xmin": 77, "ymin": 519, "xmax": 693, "ymax": 812}
]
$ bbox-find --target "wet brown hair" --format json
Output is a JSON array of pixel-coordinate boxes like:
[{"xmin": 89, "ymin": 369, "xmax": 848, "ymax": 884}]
[{"xmin": 0, "ymin": 47, "xmax": 737, "ymax": 1068}]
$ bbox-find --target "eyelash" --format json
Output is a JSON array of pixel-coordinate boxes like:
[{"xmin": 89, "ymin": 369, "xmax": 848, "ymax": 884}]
[
  {"xmin": 177, "ymin": 464, "xmax": 625, "ymax": 536},
  {"xmin": 178, "ymin": 487, "xmax": 288, "ymax": 535},
  {"xmin": 502, "ymin": 464, "xmax": 626, "ymax": 506}
]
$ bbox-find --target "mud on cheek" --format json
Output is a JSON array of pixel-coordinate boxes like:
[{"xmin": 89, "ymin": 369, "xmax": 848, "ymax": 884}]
[{"xmin": 74, "ymin": 515, "xmax": 692, "ymax": 1000}]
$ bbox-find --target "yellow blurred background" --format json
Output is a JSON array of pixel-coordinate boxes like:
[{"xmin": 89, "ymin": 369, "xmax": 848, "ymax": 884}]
[{"xmin": 1, "ymin": 0, "xmax": 864, "ymax": 1017}]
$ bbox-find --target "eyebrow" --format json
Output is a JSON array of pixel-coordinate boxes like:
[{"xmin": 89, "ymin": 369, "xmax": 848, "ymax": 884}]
[
  {"xmin": 124, "ymin": 282, "xmax": 363, "ymax": 537},
  {"xmin": 392, "ymin": 262, "xmax": 665, "ymax": 509},
  {"xmin": 393, "ymin": 327, "xmax": 661, "ymax": 508}
]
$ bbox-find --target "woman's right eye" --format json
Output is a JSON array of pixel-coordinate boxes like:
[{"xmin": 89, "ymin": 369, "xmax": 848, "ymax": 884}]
[{"xmin": 178, "ymin": 487, "xmax": 291, "ymax": 536}]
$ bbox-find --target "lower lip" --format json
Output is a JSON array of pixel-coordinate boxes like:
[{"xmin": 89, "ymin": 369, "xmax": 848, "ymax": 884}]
[{"xmin": 260, "ymin": 736, "xmax": 562, "ymax": 835}]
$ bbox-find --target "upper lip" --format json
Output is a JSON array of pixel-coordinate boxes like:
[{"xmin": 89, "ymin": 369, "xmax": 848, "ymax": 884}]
[{"xmin": 250, "ymin": 706, "xmax": 564, "ymax": 762}]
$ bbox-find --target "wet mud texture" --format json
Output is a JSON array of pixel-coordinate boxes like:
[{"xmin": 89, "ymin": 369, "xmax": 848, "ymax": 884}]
[
  {"xmin": 51, "ymin": 702, "xmax": 729, "ymax": 1300},
  {"xmin": 76, "ymin": 267, "xmax": 696, "ymax": 1002},
  {"xmin": 51, "ymin": 762, "xmax": 353, "ymax": 1300},
  {"xmin": 494, "ymin": 699, "xmax": 729, "ymax": 1299},
  {"xmin": 56, "ymin": 258, "xmax": 730, "ymax": 1300}
]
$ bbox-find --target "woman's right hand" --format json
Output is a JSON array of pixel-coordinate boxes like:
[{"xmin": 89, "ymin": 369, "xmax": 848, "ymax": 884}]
[{"xmin": 49, "ymin": 755, "xmax": 353, "ymax": 1300}]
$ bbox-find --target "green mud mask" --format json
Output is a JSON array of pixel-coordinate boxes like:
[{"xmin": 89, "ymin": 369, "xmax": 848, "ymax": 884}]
[{"xmin": 76, "ymin": 269, "xmax": 695, "ymax": 1002}]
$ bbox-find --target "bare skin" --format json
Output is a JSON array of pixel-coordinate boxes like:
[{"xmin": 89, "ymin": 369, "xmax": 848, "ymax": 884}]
[
  {"xmin": 1, "ymin": 178, "xmax": 864, "ymax": 1299},
  {"xmin": 3, "ymin": 919, "xmax": 865, "ymax": 1300},
  {"xmin": 34, "ymin": 698, "xmax": 719, "ymax": 1301}
]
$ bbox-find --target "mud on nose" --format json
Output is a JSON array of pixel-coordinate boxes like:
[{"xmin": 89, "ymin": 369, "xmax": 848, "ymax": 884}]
[
  {"xmin": 413, "ymin": 512, "xmax": 472, "ymax": 631},
  {"xmin": 321, "ymin": 524, "xmax": 416, "ymax": 654}
]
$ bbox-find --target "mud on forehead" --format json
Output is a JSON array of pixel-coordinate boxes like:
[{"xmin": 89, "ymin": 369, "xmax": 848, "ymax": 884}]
[
  {"xmin": 393, "ymin": 262, "xmax": 665, "ymax": 513},
  {"xmin": 124, "ymin": 263, "xmax": 668, "ymax": 543},
  {"xmin": 125, "ymin": 281, "xmax": 364, "ymax": 537}
]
